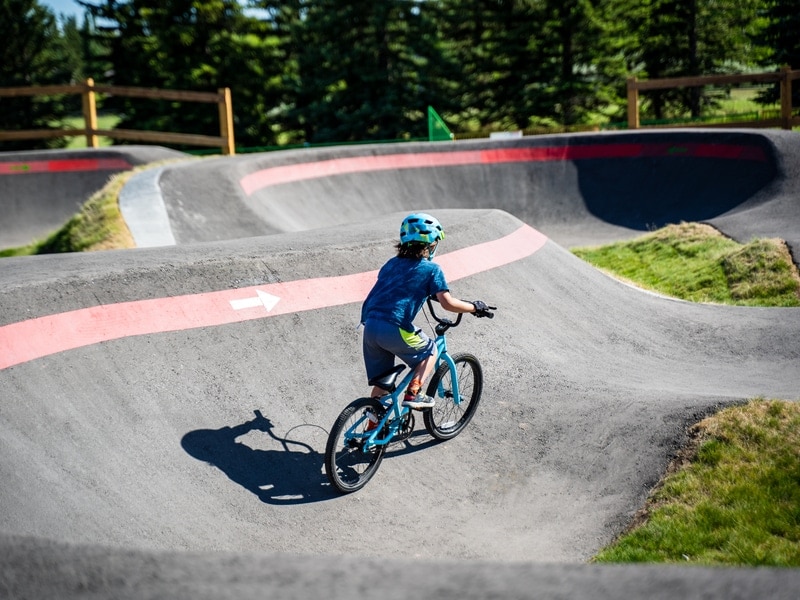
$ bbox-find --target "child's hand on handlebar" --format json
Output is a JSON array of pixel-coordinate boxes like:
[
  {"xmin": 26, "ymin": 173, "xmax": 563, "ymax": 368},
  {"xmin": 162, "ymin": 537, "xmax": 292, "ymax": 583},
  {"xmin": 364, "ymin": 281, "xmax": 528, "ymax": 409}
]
[{"xmin": 471, "ymin": 300, "xmax": 496, "ymax": 318}]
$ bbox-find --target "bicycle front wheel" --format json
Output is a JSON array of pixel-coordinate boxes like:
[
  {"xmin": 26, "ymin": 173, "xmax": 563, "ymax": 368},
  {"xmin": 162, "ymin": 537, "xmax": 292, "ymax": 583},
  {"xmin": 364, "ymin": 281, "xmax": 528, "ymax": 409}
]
[
  {"xmin": 325, "ymin": 397, "xmax": 386, "ymax": 494},
  {"xmin": 424, "ymin": 353, "xmax": 483, "ymax": 441}
]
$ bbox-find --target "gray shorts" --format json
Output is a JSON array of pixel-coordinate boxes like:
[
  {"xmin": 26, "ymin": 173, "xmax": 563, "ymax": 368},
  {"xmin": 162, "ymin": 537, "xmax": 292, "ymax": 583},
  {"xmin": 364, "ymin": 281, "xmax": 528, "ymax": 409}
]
[{"xmin": 362, "ymin": 319, "xmax": 435, "ymax": 381}]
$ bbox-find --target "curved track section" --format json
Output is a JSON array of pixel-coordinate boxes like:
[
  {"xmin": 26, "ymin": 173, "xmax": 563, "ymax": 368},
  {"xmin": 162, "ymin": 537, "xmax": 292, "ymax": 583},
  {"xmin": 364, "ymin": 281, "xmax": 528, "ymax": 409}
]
[
  {"xmin": 158, "ymin": 129, "xmax": 799, "ymax": 256},
  {"xmin": 0, "ymin": 146, "xmax": 186, "ymax": 249},
  {"xmin": 1, "ymin": 130, "xmax": 799, "ymax": 598}
]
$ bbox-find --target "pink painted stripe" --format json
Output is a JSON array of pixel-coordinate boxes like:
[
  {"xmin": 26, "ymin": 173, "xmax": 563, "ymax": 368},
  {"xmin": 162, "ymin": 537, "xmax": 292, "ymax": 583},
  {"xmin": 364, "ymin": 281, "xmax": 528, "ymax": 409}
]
[
  {"xmin": 0, "ymin": 225, "xmax": 547, "ymax": 370},
  {"xmin": 0, "ymin": 158, "xmax": 132, "ymax": 175},
  {"xmin": 240, "ymin": 142, "xmax": 768, "ymax": 195}
]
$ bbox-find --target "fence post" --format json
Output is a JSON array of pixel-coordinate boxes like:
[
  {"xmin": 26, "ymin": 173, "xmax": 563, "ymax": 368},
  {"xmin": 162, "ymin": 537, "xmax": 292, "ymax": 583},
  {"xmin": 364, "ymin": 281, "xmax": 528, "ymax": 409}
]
[
  {"xmin": 82, "ymin": 78, "xmax": 98, "ymax": 148},
  {"xmin": 780, "ymin": 65, "xmax": 792, "ymax": 130},
  {"xmin": 627, "ymin": 77, "xmax": 639, "ymax": 129},
  {"xmin": 218, "ymin": 87, "xmax": 235, "ymax": 155}
]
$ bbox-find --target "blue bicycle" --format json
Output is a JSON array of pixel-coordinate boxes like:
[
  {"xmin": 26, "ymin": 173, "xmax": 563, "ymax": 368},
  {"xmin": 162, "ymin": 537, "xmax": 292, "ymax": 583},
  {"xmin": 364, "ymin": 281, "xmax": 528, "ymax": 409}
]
[{"xmin": 324, "ymin": 298, "xmax": 495, "ymax": 493}]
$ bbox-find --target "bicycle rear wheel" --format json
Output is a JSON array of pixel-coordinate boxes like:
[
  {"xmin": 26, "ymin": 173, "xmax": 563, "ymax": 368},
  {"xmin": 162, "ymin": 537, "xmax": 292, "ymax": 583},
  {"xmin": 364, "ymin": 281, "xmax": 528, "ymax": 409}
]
[
  {"xmin": 423, "ymin": 353, "xmax": 483, "ymax": 441},
  {"xmin": 325, "ymin": 397, "xmax": 386, "ymax": 493}
]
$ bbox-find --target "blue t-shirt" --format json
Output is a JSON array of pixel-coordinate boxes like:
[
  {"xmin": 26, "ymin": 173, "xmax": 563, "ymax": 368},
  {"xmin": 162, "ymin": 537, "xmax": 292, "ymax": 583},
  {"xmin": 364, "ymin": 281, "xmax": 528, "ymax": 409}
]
[{"xmin": 361, "ymin": 257, "xmax": 449, "ymax": 331}]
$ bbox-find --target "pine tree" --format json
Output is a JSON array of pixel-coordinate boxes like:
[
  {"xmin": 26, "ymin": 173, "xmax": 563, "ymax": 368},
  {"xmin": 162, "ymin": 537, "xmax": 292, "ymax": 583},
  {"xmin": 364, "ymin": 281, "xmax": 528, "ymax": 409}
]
[
  {"xmin": 439, "ymin": 0, "xmax": 631, "ymax": 130},
  {"xmin": 754, "ymin": 0, "xmax": 800, "ymax": 106},
  {"xmin": 0, "ymin": 0, "xmax": 75, "ymax": 150},
  {"xmin": 538, "ymin": 0, "xmax": 632, "ymax": 126},
  {"xmin": 78, "ymin": 0, "xmax": 285, "ymax": 148},
  {"xmin": 639, "ymin": 0, "xmax": 764, "ymax": 120},
  {"xmin": 276, "ymin": 0, "xmax": 452, "ymax": 144},
  {"xmin": 438, "ymin": 0, "xmax": 541, "ymax": 130}
]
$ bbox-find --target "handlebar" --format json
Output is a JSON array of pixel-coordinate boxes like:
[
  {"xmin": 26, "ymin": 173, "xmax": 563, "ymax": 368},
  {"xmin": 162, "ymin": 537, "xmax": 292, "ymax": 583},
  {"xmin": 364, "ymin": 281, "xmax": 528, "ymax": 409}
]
[
  {"xmin": 427, "ymin": 296, "xmax": 464, "ymax": 328},
  {"xmin": 426, "ymin": 296, "xmax": 496, "ymax": 335}
]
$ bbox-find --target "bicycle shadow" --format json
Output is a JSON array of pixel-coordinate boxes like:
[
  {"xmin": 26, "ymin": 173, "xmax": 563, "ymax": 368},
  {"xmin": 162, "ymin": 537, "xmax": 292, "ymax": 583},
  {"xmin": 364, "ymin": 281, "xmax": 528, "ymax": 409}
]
[
  {"xmin": 180, "ymin": 410, "xmax": 442, "ymax": 504},
  {"xmin": 181, "ymin": 410, "xmax": 335, "ymax": 504},
  {"xmin": 383, "ymin": 429, "xmax": 440, "ymax": 457}
]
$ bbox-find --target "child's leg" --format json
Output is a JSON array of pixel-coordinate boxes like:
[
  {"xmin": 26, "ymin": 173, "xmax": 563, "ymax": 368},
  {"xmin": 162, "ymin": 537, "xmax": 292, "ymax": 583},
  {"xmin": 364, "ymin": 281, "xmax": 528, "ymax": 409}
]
[
  {"xmin": 406, "ymin": 346, "xmax": 438, "ymax": 398},
  {"xmin": 365, "ymin": 321, "xmax": 436, "ymax": 402},
  {"xmin": 363, "ymin": 321, "xmax": 397, "ymax": 399}
]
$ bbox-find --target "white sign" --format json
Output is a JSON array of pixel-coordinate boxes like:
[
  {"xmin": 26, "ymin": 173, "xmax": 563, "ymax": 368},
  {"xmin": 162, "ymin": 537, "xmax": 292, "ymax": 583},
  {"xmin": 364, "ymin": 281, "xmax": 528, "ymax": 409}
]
[{"xmin": 489, "ymin": 131, "xmax": 523, "ymax": 140}]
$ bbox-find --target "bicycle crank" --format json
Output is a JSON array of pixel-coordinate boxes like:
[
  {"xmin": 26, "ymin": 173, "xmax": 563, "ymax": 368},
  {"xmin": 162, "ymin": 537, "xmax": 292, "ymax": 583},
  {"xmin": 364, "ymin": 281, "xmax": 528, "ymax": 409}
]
[{"xmin": 393, "ymin": 412, "xmax": 415, "ymax": 441}]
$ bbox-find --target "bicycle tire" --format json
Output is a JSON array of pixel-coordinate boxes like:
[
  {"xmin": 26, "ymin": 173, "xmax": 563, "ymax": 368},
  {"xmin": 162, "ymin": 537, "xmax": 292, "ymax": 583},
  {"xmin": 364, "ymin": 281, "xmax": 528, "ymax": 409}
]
[
  {"xmin": 423, "ymin": 353, "xmax": 483, "ymax": 441},
  {"xmin": 325, "ymin": 397, "xmax": 386, "ymax": 493}
]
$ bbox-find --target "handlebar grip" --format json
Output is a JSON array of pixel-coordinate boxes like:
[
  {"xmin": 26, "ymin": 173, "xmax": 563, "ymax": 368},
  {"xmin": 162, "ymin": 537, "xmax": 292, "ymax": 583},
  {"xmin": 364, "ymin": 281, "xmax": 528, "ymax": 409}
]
[{"xmin": 470, "ymin": 300, "xmax": 496, "ymax": 318}]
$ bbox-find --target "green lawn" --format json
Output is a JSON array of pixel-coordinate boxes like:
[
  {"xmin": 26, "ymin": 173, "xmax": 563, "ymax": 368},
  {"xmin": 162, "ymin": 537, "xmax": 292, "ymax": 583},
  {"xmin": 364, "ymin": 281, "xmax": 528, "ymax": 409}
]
[
  {"xmin": 574, "ymin": 224, "xmax": 800, "ymax": 566},
  {"xmin": 62, "ymin": 114, "xmax": 121, "ymax": 148},
  {"xmin": 594, "ymin": 399, "xmax": 800, "ymax": 566},
  {"xmin": 572, "ymin": 222, "xmax": 800, "ymax": 307}
]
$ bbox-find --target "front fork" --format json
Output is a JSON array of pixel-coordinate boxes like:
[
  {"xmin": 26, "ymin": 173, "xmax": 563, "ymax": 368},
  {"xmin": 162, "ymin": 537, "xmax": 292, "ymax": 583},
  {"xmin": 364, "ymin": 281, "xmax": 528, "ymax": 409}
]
[{"xmin": 432, "ymin": 337, "xmax": 461, "ymax": 405}]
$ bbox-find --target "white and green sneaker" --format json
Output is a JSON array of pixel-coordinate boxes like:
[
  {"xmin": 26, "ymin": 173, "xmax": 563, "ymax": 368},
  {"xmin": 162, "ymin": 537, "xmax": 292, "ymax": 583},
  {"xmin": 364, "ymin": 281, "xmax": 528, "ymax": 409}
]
[{"xmin": 403, "ymin": 393, "xmax": 435, "ymax": 410}]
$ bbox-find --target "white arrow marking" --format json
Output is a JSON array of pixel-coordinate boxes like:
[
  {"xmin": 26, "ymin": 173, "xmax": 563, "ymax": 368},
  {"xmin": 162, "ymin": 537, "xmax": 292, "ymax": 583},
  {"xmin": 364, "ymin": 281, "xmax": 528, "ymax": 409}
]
[{"xmin": 230, "ymin": 289, "xmax": 281, "ymax": 312}]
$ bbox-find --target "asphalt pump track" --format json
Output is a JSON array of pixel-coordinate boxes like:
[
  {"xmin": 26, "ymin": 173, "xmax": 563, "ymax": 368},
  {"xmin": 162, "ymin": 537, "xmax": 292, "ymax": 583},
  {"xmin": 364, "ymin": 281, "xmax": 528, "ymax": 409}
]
[{"xmin": 1, "ymin": 129, "xmax": 799, "ymax": 598}]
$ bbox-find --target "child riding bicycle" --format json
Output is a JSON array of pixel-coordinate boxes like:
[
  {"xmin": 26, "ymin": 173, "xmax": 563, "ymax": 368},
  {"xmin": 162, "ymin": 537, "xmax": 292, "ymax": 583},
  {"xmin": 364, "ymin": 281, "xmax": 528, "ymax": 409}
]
[{"xmin": 360, "ymin": 213, "xmax": 493, "ymax": 411}]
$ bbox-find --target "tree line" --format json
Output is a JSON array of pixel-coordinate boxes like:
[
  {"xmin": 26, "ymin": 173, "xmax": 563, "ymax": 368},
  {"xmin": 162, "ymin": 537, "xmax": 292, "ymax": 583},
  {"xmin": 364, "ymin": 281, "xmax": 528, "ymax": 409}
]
[{"xmin": 2, "ymin": 0, "xmax": 798, "ymax": 152}]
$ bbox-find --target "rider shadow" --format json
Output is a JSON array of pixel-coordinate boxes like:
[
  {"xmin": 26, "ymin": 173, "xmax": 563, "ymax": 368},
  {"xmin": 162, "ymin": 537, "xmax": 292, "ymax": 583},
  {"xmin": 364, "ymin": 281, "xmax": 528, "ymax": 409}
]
[{"xmin": 181, "ymin": 410, "xmax": 336, "ymax": 504}]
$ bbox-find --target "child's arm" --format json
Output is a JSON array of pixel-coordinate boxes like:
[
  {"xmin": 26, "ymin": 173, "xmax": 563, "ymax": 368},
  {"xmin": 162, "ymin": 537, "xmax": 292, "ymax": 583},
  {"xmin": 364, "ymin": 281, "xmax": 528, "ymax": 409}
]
[{"xmin": 435, "ymin": 290, "xmax": 479, "ymax": 314}]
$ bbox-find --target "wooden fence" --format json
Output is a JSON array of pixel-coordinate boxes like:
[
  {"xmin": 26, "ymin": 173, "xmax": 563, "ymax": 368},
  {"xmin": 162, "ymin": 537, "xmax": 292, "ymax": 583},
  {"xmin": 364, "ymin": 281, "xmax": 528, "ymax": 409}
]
[
  {"xmin": 627, "ymin": 66, "xmax": 800, "ymax": 130},
  {"xmin": 0, "ymin": 78, "xmax": 235, "ymax": 155},
  {"xmin": 3, "ymin": 70, "xmax": 796, "ymax": 150}
]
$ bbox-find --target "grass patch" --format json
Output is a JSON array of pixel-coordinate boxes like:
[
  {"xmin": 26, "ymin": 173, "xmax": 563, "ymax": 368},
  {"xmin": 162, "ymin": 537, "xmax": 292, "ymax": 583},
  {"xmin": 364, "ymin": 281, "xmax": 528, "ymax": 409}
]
[
  {"xmin": 0, "ymin": 171, "xmax": 135, "ymax": 257},
  {"xmin": 594, "ymin": 399, "xmax": 800, "ymax": 566},
  {"xmin": 62, "ymin": 114, "xmax": 121, "ymax": 148},
  {"xmin": 572, "ymin": 222, "xmax": 800, "ymax": 307},
  {"xmin": 579, "ymin": 224, "xmax": 800, "ymax": 566},
  {"xmin": 718, "ymin": 87, "xmax": 770, "ymax": 114}
]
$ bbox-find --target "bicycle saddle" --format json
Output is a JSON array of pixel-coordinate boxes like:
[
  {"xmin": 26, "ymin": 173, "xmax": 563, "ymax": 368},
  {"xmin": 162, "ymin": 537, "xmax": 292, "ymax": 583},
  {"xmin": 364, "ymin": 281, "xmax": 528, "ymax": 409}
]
[{"xmin": 367, "ymin": 364, "xmax": 406, "ymax": 392}]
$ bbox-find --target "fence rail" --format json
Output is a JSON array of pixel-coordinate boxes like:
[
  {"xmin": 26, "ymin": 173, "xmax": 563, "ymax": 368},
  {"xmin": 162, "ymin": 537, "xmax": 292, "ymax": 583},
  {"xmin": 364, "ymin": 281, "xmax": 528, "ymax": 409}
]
[
  {"xmin": 627, "ymin": 66, "xmax": 800, "ymax": 130},
  {"xmin": 0, "ymin": 78, "xmax": 235, "ymax": 155},
  {"xmin": 3, "ymin": 70, "xmax": 796, "ymax": 151}
]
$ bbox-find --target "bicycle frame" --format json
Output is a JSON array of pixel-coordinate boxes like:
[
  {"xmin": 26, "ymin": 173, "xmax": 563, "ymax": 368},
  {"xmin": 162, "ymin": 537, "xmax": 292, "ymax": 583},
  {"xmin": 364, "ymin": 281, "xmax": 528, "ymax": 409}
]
[
  {"xmin": 431, "ymin": 334, "xmax": 462, "ymax": 406},
  {"xmin": 326, "ymin": 297, "xmax": 492, "ymax": 493},
  {"xmin": 346, "ymin": 298, "xmax": 474, "ymax": 452},
  {"xmin": 348, "ymin": 332, "xmax": 461, "ymax": 452}
]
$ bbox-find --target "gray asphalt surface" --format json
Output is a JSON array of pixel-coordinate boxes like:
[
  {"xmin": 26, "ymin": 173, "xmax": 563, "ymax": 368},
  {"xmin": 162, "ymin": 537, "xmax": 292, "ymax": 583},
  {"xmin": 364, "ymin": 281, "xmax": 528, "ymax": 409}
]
[{"xmin": 1, "ymin": 129, "xmax": 799, "ymax": 599}]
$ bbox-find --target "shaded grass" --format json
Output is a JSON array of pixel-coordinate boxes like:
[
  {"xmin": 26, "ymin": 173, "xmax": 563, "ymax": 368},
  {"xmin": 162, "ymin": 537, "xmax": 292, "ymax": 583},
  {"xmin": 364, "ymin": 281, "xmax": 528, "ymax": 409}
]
[
  {"xmin": 594, "ymin": 399, "xmax": 800, "ymax": 566},
  {"xmin": 0, "ymin": 171, "xmax": 135, "ymax": 257},
  {"xmin": 38, "ymin": 172, "xmax": 135, "ymax": 253},
  {"xmin": 572, "ymin": 222, "xmax": 800, "ymax": 307}
]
